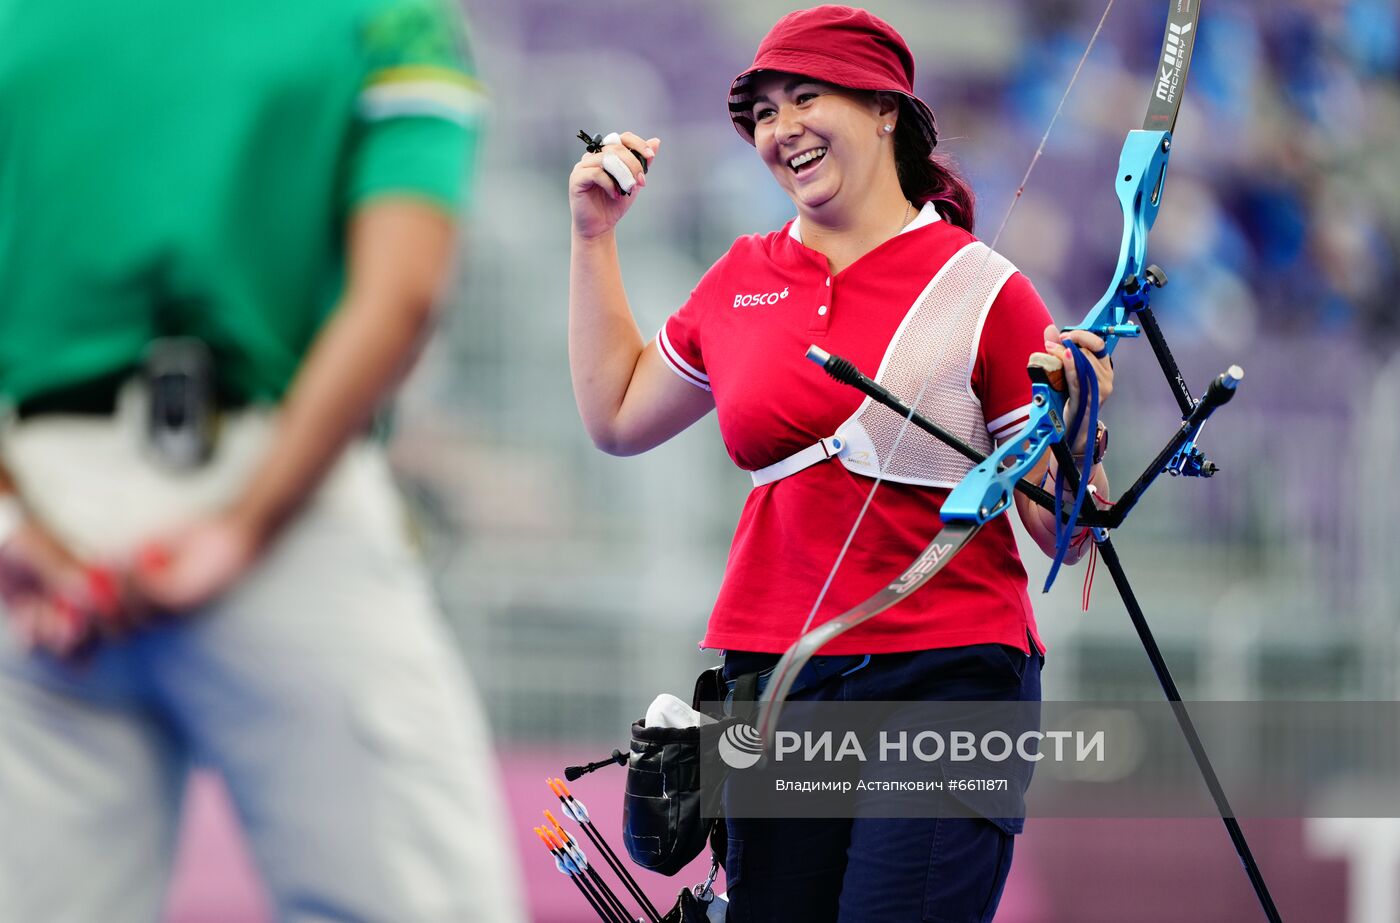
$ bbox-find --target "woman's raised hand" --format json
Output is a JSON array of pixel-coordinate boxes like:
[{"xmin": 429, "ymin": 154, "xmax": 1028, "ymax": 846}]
[{"xmin": 569, "ymin": 132, "xmax": 660, "ymax": 239}]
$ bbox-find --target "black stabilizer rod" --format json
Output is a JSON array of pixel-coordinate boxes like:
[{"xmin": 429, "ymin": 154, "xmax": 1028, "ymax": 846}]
[
  {"xmin": 1104, "ymin": 365, "xmax": 1243, "ymax": 526},
  {"xmin": 806, "ymin": 346, "xmax": 1108, "ymax": 526},
  {"xmin": 809, "ymin": 346, "xmax": 986, "ymax": 467},
  {"xmin": 1095, "ymin": 537, "xmax": 1284, "ymax": 922},
  {"xmin": 1135, "ymin": 303, "xmax": 1196, "ymax": 417}
]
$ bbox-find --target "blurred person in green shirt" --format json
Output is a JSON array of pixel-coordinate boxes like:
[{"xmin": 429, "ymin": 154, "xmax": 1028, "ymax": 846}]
[{"xmin": 0, "ymin": 1, "xmax": 526, "ymax": 920}]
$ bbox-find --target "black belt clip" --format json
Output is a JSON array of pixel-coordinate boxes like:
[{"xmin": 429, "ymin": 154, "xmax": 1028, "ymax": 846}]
[{"xmin": 143, "ymin": 337, "xmax": 218, "ymax": 471}]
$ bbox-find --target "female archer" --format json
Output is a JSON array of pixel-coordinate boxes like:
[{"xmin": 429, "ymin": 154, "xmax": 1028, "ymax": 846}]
[{"xmin": 568, "ymin": 5, "xmax": 1112, "ymax": 920}]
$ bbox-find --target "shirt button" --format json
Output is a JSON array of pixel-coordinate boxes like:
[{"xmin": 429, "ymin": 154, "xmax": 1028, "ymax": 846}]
[
  {"xmin": 818, "ymin": 305, "xmax": 828, "ymax": 316},
  {"xmin": 826, "ymin": 277, "xmax": 832, "ymax": 287}
]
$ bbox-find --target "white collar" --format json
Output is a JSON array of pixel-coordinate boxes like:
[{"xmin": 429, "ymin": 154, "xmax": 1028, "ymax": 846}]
[{"xmin": 787, "ymin": 201, "xmax": 942, "ymax": 243}]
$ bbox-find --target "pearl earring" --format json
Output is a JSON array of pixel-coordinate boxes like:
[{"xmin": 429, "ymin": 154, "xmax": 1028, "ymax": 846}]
[{"xmin": 883, "ymin": 124, "xmax": 894, "ymax": 133}]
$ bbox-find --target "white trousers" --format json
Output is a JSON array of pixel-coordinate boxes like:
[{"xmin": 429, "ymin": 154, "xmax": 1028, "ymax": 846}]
[{"xmin": 0, "ymin": 407, "xmax": 526, "ymax": 922}]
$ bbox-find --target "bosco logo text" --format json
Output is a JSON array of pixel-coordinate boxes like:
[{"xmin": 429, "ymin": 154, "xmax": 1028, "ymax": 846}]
[{"xmin": 734, "ymin": 287, "xmax": 789, "ymax": 308}]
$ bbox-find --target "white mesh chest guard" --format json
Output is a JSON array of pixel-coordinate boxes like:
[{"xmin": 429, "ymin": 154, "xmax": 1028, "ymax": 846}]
[{"xmin": 750, "ymin": 241, "xmax": 1018, "ymax": 489}]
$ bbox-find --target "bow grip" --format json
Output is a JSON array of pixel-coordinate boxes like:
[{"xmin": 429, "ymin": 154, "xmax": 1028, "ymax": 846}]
[{"xmin": 1028, "ymin": 352, "xmax": 1067, "ymax": 393}]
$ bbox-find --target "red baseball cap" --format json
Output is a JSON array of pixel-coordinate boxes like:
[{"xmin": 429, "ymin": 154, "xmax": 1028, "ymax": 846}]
[{"xmin": 728, "ymin": 5, "xmax": 938, "ymax": 153}]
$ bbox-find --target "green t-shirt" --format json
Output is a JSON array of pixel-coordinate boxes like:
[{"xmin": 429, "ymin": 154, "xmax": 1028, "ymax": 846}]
[{"xmin": 0, "ymin": 0, "xmax": 484, "ymax": 404}]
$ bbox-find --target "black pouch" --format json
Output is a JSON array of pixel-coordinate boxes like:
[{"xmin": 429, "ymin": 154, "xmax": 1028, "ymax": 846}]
[{"xmin": 622, "ymin": 667, "xmax": 756, "ymax": 877}]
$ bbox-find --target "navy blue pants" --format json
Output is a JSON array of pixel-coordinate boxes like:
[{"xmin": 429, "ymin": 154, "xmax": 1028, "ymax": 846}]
[{"xmin": 722, "ymin": 641, "xmax": 1042, "ymax": 923}]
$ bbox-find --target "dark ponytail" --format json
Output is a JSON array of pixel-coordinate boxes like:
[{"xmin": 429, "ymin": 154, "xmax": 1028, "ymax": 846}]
[{"xmin": 893, "ymin": 100, "xmax": 975, "ymax": 233}]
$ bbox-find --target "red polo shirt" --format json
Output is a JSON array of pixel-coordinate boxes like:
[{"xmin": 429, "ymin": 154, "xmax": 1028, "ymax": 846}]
[{"xmin": 658, "ymin": 206, "xmax": 1054, "ymax": 656}]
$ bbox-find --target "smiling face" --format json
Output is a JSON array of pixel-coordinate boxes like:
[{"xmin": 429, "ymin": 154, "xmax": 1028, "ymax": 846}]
[{"xmin": 748, "ymin": 72, "xmax": 895, "ymax": 220}]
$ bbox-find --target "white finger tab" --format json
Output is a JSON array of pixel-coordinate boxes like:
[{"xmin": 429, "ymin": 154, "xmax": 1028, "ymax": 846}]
[{"xmin": 601, "ymin": 151, "xmax": 636, "ymax": 195}]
